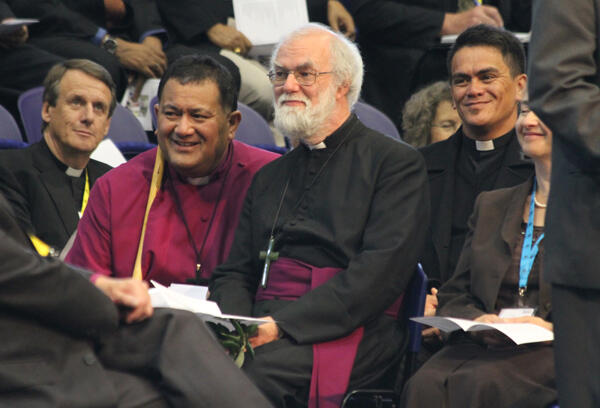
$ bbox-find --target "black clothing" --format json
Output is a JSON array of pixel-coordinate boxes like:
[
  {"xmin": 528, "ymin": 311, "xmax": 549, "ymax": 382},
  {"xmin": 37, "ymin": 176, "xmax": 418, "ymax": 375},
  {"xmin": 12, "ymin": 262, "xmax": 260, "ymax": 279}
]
[
  {"xmin": 419, "ymin": 128, "xmax": 533, "ymax": 286},
  {"xmin": 211, "ymin": 115, "xmax": 430, "ymax": 406}
]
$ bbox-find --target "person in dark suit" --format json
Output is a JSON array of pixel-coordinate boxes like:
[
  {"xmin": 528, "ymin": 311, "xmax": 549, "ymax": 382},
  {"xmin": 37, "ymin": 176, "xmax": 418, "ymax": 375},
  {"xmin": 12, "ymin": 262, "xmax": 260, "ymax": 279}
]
[
  {"xmin": 0, "ymin": 59, "xmax": 115, "ymax": 251},
  {"xmin": 420, "ymin": 25, "xmax": 533, "ymax": 294},
  {"xmin": 528, "ymin": 0, "xmax": 600, "ymax": 406},
  {"xmin": 400, "ymin": 99, "xmax": 556, "ymax": 408},
  {"xmin": 0, "ymin": 190, "xmax": 273, "ymax": 407},
  {"xmin": 348, "ymin": 0, "xmax": 531, "ymax": 128},
  {"xmin": 5, "ymin": 0, "xmax": 168, "ymax": 98},
  {"xmin": 0, "ymin": 0, "xmax": 64, "ymax": 123}
]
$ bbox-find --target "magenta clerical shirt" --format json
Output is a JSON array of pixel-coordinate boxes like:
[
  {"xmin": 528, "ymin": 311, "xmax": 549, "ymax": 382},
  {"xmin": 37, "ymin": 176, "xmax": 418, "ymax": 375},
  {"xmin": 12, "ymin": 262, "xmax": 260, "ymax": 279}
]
[{"xmin": 66, "ymin": 141, "xmax": 278, "ymax": 285}]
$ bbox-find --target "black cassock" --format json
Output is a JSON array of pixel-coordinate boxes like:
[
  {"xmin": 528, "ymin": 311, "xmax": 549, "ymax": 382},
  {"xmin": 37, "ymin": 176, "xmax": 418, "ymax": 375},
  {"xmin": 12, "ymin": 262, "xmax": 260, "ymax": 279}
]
[{"xmin": 210, "ymin": 115, "xmax": 430, "ymax": 406}]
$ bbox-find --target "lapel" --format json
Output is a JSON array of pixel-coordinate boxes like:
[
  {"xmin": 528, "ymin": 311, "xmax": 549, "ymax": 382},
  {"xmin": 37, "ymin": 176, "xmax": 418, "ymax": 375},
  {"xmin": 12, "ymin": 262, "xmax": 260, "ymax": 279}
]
[
  {"xmin": 494, "ymin": 130, "xmax": 534, "ymax": 188},
  {"xmin": 423, "ymin": 132, "xmax": 461, "ymax": 280},
  {"xmin": 31, "ymin": 142, "xmax": 80, "ymax": 237}
]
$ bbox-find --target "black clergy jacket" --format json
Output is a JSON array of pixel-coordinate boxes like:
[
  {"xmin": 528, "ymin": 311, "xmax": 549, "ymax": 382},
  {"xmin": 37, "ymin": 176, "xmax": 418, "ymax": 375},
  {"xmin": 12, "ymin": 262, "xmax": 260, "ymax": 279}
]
[
  {"xmin": 438, "ymin": 178, "xmax": 552, "ymax": 320},
  {"xmin": 211, "ymin": 115, "xmax": 430, "ymax": 351},
  {"xmin": 0, "ymin": 139, "xmax": 111, "ymax": 249},
  {"xmin": 419, "ymin": 128, "xmax": 534, "ymax": 286}
]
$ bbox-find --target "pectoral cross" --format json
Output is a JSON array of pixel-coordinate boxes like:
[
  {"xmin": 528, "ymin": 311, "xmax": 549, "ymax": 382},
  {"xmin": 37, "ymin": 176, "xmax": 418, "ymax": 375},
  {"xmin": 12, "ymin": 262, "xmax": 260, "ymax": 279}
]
[{"xmin": 259, "ymin": 236, "xmax": 279, "ymax": 288}]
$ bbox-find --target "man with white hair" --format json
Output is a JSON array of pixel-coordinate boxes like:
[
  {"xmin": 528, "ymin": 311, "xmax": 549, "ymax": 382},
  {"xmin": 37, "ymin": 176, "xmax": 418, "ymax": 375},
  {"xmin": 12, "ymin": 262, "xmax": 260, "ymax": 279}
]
[{"xmin": 209, "ymin": 23, "xmax": 429, "ymax": 408}]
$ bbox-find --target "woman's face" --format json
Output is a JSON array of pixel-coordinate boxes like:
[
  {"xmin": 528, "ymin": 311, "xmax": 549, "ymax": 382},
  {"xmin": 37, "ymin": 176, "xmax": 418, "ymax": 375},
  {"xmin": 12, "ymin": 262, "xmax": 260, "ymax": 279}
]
[
  {"xmin": 515, "ymin": 101, "xmax": 552, "ymax": 160},
  {"xmin": 430, "ymin": 100, "xmax": 461, "ymax": 144}
]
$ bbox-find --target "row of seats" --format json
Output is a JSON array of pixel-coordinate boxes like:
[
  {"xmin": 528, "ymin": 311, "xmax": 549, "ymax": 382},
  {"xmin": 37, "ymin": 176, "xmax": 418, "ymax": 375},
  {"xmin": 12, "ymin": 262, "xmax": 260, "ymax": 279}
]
[{"xmin": 1, "ymin": 86, "xmax": 401, "ymax": 157}]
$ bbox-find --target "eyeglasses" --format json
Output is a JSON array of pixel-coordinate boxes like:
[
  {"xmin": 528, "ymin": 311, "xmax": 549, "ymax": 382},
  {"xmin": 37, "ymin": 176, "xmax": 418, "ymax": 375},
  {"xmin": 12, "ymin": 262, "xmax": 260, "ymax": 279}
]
[{"xmin": 267, "ymin": 68, "xmax": 334, "ymax": 86}]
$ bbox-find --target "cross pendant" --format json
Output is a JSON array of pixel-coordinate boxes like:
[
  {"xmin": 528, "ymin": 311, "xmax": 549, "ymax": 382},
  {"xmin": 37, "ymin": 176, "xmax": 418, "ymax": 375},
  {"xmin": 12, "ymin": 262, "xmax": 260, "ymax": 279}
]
[{"xmin": 259, "ymin": 236, "xmax": 279, "ymax": 288}]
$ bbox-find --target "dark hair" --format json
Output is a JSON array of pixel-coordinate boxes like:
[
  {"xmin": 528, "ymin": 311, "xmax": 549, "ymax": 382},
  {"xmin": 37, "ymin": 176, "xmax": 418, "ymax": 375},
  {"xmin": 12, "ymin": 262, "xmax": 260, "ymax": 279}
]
[
  {"xmin": 447, "ymin": 24, "xmax": 526, "ymax": 77},
  {"xmin": 42, "ymin": 59, "xmax": 117, "ymax": 130},
  {"xmin": 157, "ymin": 54, "xmax": 239, "ymax": 114}
]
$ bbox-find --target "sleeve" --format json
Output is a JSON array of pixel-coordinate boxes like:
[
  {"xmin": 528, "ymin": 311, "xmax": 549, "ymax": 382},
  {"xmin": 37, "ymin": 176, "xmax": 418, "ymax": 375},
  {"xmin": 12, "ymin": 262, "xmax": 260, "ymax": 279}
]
[
  {"xmin": 209, "ymin": 175, "xmax": 260, "ymax": 317},
  {"xmin": 528, "ymin": 0, "xmax": 600, "ymax": 164},
  {"xmin": 0, "ymin": 162, "xmax": 35, "ymax": 237},
  {"xmin": 349, "ymin": 0, "xmax": 446, "ymax": 47},
  {"xmin": 0, "ymin": 227, "xmax": 119, "ymax": 339},
  {"xmin": 66, "ymin": 177, "xmax": 115, "ymax": 277},
  {"xmin": 156, "ymin": 0, "xmax": 226, "ymax": 43},
  {"xmin": 436, "ymin": 194, "xmax": 488, "ymax": 320},
  {"xmin": 127, "ymin": 0, "xmax": 167, "ymax": 42},
  {"xmin": 274, "ymin": 145, "xmax": 430, "ymax": 343}
]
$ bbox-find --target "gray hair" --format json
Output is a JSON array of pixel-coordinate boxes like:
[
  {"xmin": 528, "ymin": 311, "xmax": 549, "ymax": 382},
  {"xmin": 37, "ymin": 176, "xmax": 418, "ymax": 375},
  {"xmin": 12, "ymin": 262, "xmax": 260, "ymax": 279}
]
[
  {"xmin": 270, "ymin": 23, "xmax": 363, "ymax": 108},
  {"xmin": 402, "ymin": 81, "xmax": 453, "ymax": 148}
]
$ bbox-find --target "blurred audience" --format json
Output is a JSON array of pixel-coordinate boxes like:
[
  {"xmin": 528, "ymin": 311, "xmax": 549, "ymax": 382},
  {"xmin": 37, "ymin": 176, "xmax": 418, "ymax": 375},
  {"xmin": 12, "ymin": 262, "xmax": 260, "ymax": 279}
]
[{"xmin": 402, "ymin": 81, "xmax": 460, "ymax": 147}]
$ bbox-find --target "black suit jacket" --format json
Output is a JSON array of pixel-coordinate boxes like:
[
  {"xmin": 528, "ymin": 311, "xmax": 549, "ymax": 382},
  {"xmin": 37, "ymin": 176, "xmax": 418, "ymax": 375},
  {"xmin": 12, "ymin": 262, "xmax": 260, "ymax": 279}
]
[
  {"xmin": 6, "ymin": 0, "xmax": 163, "ymax": 42},
  {"xmin": 0, "ymin": 140, "xmax": 111, "ymax": 249},
  {"xmin": 437, "ymin": 178, "xmax": 552, "ymax": 319},
  {"xmin": 0, "ymin": 192, "xmax": 123, "ymax": 406},
  {"xmin": 528, "ymin": 0, "xmax": 600, "ymax": 289},
  {"xmin": 419, "ymin": 129, "xmax": 534, "ymax": 285}
]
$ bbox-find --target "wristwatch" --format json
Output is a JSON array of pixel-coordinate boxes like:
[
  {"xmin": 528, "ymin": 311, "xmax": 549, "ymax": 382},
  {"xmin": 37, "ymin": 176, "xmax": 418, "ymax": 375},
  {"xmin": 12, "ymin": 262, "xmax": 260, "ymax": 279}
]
[{"xmin": 101, "ymin": 35, "xmax": 118, "ymax": 55}]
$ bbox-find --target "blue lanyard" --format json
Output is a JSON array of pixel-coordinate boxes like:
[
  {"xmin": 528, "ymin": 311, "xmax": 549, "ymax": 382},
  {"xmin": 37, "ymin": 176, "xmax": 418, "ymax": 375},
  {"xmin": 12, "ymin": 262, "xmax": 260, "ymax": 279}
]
[{"xmin": 519, "ymin": 179, "xmax": 545, "ymax": 292}]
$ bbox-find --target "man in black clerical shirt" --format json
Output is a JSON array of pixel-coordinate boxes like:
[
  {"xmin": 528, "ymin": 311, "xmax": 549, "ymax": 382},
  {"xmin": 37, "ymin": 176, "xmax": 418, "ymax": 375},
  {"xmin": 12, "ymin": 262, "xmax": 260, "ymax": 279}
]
[
  {"xmin": 0, "ymin": 59, "xmax": 115, "ymax": 251},
  {"xmin": 419, "ymin": 25, "xmax": 534, "ymax": 292},
  {"xmin": 210, "ymin": 23, "xmax": 429, "ymax": 408}
]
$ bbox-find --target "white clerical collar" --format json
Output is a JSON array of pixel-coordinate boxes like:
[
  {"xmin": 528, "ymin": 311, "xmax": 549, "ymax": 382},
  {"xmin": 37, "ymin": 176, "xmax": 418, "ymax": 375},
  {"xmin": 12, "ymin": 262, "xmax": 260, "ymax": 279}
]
[
  {"xmin": 306, "ymin": 141, "xmax": 327, "ymax": 150},
  {"xmin": 475, "ymin": 140, "xmax": 495, "ymax": 151},
  {"xmin": 186, "ymin": 176, "xmax": 210, "ymax": 186},
  {"xmin": 65, "ymin": 167, "xmax": 84, "ymax": 177}
]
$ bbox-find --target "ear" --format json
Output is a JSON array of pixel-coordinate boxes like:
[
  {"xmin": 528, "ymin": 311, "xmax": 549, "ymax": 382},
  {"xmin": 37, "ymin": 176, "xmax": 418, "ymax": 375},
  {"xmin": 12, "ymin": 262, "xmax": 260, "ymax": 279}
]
[
  {"xmin": 154, "ymin": 102, "xmax": 160, "ymax": 120},
  {"xmin": 515, "ymin": 73, "xmax": 527, "ymax": 101},
  {"xmin": 227, "ymin": 110, "xmax": 242, "ymax": 141},
  {"xmin": 335, "ymin": 81, "xmax": 350, "ymax": 101},
  {"xmin": 41, "ymin": 101, "xmax": 52, "ymax": 124}
]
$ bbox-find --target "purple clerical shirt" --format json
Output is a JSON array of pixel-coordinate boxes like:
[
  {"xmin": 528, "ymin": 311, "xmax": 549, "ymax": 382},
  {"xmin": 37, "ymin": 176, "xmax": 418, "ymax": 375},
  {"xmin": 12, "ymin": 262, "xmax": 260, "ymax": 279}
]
[{"xmin": 66, "ymin": 141, "xmax": 278, "ymax": 285}]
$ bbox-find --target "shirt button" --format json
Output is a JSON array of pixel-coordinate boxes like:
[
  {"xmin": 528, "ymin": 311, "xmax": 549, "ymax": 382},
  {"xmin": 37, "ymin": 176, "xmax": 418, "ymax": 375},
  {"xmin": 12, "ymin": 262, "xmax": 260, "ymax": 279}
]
[
  {"xmin": 289, "ymin": 221, "xmax": 297, "ymax": 226},
  {"xmin": 201, "ymin": 216, "xmax": 209, "ymax": 222}
]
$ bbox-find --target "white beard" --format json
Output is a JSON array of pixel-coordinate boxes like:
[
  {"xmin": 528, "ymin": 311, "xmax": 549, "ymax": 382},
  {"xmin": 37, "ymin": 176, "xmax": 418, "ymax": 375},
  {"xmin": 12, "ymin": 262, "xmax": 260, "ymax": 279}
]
[{"xmin": 273, "ymin": 84, "xmax": 337, "ymax": 145}]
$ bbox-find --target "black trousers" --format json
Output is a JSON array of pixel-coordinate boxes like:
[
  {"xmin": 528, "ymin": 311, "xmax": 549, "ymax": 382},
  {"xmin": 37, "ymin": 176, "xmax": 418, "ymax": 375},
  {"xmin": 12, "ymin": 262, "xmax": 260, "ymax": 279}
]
[
  {"xmin": 552, "ymin": 284, "xmax": 600, "ymax": 408},
  {"xmin": 98, "ymin": 308, "xmax": 273, "ymax": 408}
]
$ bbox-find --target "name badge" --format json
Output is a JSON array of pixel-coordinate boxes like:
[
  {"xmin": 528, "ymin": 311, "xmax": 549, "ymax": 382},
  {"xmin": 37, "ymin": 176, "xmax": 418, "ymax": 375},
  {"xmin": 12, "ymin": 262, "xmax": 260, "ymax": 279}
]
[{"xmin": 498, "ymin": 308, "xmax": 536, "ymax": 318}]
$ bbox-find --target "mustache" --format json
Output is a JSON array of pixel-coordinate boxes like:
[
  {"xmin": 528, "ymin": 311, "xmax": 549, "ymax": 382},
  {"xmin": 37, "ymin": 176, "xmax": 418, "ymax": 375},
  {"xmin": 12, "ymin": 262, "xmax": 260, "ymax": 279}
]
[{"xmin": 277, "ymin": 94, "xmax": 311, "ymax": 107}]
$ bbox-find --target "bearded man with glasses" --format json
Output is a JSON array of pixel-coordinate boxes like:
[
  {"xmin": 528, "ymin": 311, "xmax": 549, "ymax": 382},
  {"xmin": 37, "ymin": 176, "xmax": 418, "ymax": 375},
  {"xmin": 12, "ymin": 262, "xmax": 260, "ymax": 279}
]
[{"xmin": 209, "ymin": 23, "xmax": 429, "ymax": 408}]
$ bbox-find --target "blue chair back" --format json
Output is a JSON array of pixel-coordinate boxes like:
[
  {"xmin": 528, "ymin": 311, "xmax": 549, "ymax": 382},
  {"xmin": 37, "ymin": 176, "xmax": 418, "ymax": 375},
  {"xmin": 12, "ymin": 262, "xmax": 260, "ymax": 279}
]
[
  {"xmin": 353, "ymin": 101, "xmax": 402, "ymax": 141},
  {"xmin": 17, "ymin": 86, "xmax": 44, "ymax": 143},
  {"xmin": 403, "ymin": 263, "xmax": 428, "ymax": 377},
  {"xmin": 0, "ymin": 105, "xmax": 27, "ymax": 149},
  {"xmin": 236, "ymin": 102, "xmax": 277, "ymax": 146}
]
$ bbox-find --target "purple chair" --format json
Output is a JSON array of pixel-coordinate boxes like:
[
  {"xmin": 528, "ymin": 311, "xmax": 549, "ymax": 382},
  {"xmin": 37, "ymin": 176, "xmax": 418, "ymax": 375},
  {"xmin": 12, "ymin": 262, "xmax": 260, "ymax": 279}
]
[
  {"xmin": 236, "ymin": 102, "xmax": 286, "ymax": 153},
  {"xmin": 0, "ymin": 105, "xmax": 27, "ymax": 148},
  {"xmin": 353, "ymin": 101, "xmax": 402, "ymax": 141}
]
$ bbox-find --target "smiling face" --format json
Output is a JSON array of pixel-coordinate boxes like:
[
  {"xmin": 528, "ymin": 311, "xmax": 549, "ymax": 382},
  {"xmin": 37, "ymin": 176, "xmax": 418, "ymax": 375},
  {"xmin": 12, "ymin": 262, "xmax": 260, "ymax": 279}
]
[
  {"xmin": 155, "ymin": 79, "xmax": 239, "ymax": 178},
  {"xmin": 42, "ymin": 69, "xmax": 112, "ymax": 159},
  {"xmin": 450, "ymin": 46, "xmax": 526, "ymax": 140},
  {"xmin": 515, "ymin": 101, "xmax": 552, "ymax": 162}
]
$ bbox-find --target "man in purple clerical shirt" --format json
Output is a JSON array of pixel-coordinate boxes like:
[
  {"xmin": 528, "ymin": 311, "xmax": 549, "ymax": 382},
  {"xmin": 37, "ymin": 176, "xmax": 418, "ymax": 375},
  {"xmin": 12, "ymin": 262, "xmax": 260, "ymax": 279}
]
[{"xmin": 66, "ymin": 54, "xmax": 278, "ymax": 284}]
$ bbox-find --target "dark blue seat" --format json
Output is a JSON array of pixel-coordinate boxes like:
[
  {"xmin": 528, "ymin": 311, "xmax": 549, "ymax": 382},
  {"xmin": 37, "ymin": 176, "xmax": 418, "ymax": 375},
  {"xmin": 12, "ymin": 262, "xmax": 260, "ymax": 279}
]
[{"xmin": 341, "ymin": 264, "xmax": 428, "ymax": 408}]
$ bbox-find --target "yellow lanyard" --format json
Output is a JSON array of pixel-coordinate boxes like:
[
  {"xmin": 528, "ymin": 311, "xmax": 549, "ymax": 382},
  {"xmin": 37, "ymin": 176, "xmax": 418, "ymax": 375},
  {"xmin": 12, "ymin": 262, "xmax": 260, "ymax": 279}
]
[
  {"xmin": 79, "ymin": 169, "xmax": 90, "ymax": 217},
  {"xmin": 29, "ymin": 234, "xmax": 52, "ymax": 256}
]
